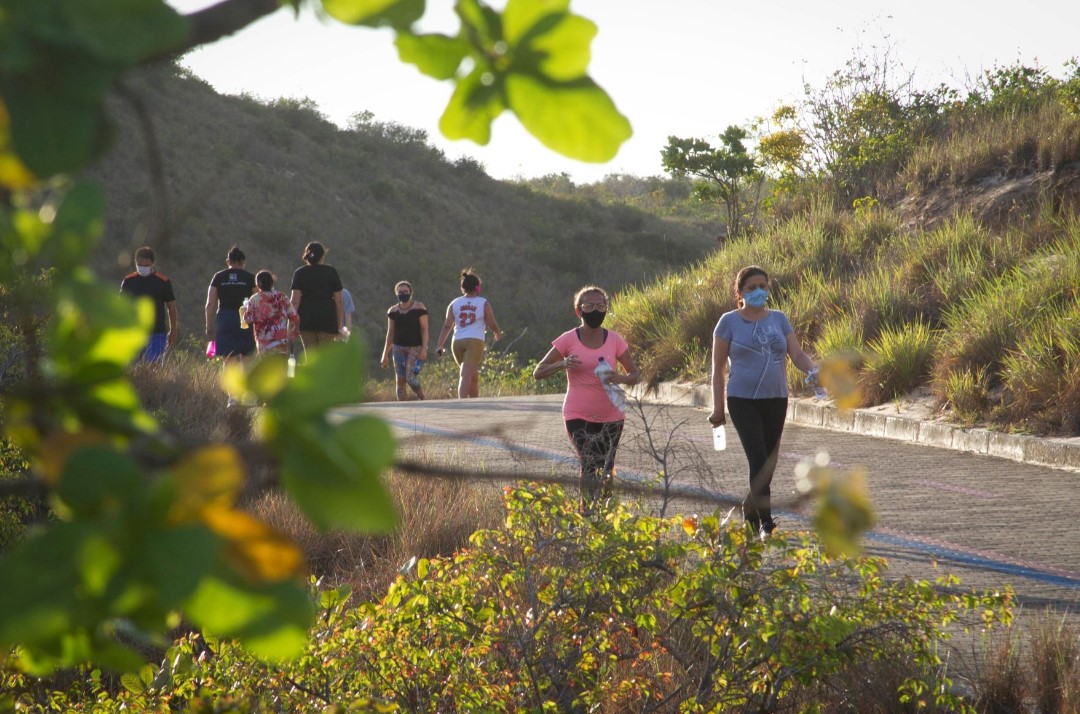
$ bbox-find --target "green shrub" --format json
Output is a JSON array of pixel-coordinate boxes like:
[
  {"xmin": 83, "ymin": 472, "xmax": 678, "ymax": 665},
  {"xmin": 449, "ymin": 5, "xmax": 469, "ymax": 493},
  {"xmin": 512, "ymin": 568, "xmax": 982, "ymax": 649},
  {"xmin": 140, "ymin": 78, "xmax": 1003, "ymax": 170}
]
[{"xmin": 18, "ymin": 486, "xmax": 1013, "ymax": 712}]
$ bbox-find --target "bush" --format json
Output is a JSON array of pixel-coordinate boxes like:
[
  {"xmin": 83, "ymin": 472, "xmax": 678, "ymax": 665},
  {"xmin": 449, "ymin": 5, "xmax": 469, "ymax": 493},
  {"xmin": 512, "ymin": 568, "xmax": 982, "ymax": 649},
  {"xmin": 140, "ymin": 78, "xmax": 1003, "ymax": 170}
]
[{"xmin": 25, "ymin": 486, "xmax": 1013, "ymax": 712}]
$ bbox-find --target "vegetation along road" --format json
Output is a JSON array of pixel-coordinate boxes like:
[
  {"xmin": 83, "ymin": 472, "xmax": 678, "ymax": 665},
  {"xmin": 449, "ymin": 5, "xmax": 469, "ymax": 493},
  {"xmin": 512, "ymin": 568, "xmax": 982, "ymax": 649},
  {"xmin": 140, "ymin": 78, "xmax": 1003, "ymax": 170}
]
[{"xmin": 348, "ymin": 394, "xmax": 1080, "ymax": 612}]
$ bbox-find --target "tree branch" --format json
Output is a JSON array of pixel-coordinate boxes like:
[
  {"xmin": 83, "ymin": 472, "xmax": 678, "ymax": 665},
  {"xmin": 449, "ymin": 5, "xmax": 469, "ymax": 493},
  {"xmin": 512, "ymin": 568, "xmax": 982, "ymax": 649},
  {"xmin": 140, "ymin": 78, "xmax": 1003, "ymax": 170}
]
[{"xmin": 152, "ymin": 0, "xmax": 285, "ymax": 62}]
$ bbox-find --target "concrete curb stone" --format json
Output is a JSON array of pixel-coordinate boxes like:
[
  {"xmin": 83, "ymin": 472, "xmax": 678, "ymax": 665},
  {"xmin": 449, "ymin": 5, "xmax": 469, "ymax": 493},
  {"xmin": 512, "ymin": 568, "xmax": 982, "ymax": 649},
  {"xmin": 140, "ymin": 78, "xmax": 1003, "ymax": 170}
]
[{"xmin": 631, "ymin": 382, "xmax": 1080, "ymax": 473}]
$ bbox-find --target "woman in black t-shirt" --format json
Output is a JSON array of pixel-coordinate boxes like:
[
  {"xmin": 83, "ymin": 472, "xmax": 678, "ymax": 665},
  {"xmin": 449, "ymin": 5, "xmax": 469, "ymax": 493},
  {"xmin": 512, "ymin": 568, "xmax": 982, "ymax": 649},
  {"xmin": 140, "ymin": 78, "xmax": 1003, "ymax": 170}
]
[
  {"xmin": 205, "ymin": 245, "xmax": 256, "ymax": 364},
  {"xmin": 380, "ymin": 280, "xmax": 429, "ymax": 400},
  {"xmin": 290, "ymin": 241, "xmax": 346, "ymax": 355}
]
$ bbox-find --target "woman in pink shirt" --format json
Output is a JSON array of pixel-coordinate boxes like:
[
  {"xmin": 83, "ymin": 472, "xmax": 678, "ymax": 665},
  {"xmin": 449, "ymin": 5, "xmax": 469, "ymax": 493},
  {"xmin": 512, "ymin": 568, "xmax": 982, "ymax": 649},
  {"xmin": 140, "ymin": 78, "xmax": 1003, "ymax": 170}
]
[{"xmin": 533, "ymin": 285, "xmax": 640, "ymax": 512}]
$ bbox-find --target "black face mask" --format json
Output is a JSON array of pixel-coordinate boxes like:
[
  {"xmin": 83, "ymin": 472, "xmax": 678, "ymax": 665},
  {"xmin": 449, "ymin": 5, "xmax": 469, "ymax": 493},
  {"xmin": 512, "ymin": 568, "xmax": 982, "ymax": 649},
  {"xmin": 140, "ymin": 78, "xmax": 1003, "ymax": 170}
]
[
  {"xmin": 397, "ymin": 293, "xmax": 411, "ymax": 303},
  {"xmin": 581, "ymin": 310, "xmax": 606, "ymax": 328}
]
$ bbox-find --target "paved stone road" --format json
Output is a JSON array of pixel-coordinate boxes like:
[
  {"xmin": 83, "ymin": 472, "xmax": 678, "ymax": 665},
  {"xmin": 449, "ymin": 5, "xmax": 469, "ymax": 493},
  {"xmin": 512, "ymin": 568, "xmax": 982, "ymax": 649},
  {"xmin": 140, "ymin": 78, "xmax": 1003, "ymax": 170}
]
[{"xmin": 343, "ymin": 394, "xmax": 1080, "ymax": 612}]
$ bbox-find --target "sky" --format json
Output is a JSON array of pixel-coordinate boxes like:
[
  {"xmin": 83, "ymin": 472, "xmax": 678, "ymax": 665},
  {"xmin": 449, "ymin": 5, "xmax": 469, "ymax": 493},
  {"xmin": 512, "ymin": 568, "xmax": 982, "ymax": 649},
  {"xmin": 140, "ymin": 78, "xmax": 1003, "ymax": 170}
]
[{"xmin": 168, "ymin": 1, "xmax": 1080, "ymax": 183}]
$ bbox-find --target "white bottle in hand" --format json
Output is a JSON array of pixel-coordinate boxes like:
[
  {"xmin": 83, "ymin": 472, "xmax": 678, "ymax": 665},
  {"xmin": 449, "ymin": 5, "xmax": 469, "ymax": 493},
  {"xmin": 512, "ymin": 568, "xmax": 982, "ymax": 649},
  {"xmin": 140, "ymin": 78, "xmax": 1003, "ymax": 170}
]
[
  {"xmin": 712, "ymin": 424, "xmax": 726, "ymax": 451},
  {"xmin": 594, "ymin": 357, "xmax": 627, "ymax": 411}
]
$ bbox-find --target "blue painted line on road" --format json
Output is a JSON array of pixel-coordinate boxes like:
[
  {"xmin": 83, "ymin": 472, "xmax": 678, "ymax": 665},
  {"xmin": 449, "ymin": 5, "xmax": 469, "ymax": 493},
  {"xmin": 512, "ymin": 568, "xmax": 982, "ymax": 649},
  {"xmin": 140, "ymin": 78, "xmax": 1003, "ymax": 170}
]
[{"xmin": 391, "ymin": 418, "xmax": 1080, "ymax": 591}]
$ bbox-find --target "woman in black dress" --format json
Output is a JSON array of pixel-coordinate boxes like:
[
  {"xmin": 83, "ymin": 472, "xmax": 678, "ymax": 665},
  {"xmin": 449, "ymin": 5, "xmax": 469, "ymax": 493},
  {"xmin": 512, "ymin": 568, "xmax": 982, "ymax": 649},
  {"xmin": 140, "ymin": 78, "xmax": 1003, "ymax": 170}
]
[{"xmin": 289, "ymin": 241, "xmax": 346, "ymax": 357}]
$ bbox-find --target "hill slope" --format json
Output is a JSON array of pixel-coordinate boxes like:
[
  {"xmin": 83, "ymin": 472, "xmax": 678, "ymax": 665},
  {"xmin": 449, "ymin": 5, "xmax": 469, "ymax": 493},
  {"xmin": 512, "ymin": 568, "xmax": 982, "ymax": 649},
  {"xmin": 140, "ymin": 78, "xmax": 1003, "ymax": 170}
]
[{"xmin": 86, "ymin": 64, "xmax": 719, "ymax": 363}]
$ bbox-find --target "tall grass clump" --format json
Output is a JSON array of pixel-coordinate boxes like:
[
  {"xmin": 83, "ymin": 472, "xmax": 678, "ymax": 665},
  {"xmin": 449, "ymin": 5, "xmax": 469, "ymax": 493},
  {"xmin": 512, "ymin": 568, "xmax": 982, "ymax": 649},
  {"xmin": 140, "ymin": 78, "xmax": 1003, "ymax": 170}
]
[
  {"xmin": 1029, "ymin": 610, "xmax": 1080, "ymax": 714},
  {"xmin": 997, "ymin": 275, "xmax": 1080, "ymax": 433},
  {"xmin": 861, "ymin": 320, "xmax": 938, "ymax": 405},
  {"xmin": 129, "ymin": 346, "xmax": 254, "ymax": 444},
  {"xmin": 941, "ymin": 366, "xmax": 992, "ymax": 426},
  {"xmin": 934, "ymin": 231, "xmax": 1080, "ymax": 432},
  {"xmin": 247, "ymin": 471, "xmax": 504, "ymax": 602},
  {"xmin": 902, "ymin": 100, "xmax": 1080, "ymax": 194},
  {"xmin": 845, "ymin": 264, "xmax": 926, "ymax": 342},
  {"xmin": 971, "ymin": 628, "xmax": 1029, "ymax": 714}
]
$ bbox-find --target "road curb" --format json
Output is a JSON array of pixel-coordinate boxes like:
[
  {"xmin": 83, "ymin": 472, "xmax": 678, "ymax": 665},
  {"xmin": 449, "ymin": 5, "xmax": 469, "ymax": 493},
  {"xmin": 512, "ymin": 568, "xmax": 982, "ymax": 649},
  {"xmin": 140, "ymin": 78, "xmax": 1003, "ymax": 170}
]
[{"xmin": 630, "ymin": 382, "xmax": 1080, "ymax": 473}]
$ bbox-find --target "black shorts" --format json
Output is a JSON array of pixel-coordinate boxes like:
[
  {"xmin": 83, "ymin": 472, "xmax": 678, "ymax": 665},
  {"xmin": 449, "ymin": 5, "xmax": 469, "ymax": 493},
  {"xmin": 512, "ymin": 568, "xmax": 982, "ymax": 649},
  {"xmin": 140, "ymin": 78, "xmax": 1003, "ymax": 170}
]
[{"xmin": 215, "ymin": 310, "xmax": 255, "ymax": 357}]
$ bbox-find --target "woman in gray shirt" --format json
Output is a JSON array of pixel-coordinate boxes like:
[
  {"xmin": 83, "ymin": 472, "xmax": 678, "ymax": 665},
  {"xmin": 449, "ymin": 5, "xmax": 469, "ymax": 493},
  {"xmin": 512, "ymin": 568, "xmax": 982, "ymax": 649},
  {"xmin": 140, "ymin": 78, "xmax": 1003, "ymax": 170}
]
[{"xmin": 708, "ymin": 266, "xmax": 817, "ymax": 539}]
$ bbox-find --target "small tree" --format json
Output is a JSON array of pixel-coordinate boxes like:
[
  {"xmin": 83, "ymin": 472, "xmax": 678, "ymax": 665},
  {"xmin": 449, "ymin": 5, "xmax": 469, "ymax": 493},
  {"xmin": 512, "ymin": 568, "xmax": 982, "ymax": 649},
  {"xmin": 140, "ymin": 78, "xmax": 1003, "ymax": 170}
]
[{"xmin": 661, "ymin": 125, "xmax": 761, "ymax": 238}]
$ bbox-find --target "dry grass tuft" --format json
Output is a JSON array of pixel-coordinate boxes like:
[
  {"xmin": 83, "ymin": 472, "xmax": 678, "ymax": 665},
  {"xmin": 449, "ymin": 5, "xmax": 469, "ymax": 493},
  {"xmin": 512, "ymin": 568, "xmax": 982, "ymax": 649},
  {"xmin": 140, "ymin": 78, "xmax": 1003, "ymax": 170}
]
[
  {"xmin": 129, "ymin": 349, "xmax": 254, "ymax": 444},
  {"xmin": 246, "ymin": 471, "xmax": 504, "ymax": 602}
]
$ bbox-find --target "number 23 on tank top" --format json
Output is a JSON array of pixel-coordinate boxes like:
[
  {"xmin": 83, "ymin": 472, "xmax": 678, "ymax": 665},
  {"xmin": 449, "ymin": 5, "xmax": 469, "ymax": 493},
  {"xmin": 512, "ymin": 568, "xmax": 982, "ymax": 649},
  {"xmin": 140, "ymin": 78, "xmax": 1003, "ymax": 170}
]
[{"xmin": 457, "ymin": 305, "xmax": 478, "ymax": 328}]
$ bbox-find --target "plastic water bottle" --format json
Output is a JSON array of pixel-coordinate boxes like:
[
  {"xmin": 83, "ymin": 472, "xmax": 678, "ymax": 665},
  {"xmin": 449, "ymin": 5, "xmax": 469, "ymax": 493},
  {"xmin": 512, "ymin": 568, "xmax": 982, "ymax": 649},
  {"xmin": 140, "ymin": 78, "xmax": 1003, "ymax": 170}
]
[
  {"xmin": 412, "ymin": 359, "xmax": 424, "ymax": 375},
  {"xmin": 594, "ymin": 357, "xmax": 627, "ymax": 411},
  {"xmin": 805, "ymin": 368, "xmax": 827, "ymax": 400},
  {"xmin": 712, "ymin": 424, "xmax": 726, "ymax": 451}
]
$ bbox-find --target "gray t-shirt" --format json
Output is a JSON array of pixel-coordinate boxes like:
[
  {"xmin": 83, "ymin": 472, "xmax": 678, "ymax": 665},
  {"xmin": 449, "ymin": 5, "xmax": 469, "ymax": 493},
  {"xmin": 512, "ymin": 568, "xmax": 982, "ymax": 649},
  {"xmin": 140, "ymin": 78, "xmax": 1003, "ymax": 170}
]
[{"xmin": 714, "ymin": 309, "xmax": 794, "ymax": 399}]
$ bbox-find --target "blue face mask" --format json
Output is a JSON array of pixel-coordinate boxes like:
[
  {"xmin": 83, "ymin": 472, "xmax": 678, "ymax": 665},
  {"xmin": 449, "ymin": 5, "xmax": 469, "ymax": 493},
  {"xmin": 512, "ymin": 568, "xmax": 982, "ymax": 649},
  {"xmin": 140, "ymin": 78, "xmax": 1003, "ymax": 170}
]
[{"xmin": 744, "ymin": 287, "xmax": 769, "ymax": 308}]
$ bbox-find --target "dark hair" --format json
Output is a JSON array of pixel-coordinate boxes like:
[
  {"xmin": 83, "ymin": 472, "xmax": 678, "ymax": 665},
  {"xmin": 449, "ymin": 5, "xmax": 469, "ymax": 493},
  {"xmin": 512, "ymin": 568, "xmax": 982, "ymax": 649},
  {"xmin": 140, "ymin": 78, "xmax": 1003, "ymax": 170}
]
[
  {"xmin": 303, "ymin": 241, "xmax": 326, "ymax": 265},
  {"xmin": 227, "ymin": 246, "xmax": 246, "ymax": 264},
  {"xmin": 573, "ymin": 285, "xmax": 609, "ymax": 310},
  {"xmin": 734, "ymin": 265, "xmax": 769, "ymax": 306},
  {"xmin": 134, "ymin": 246, "xmax": 155, "ymax": 262},
  {"xmin": 460, "ymin": 268, "xmax": 480, "ymax": 293},
  {"xmin": 256, "ymin": 270, "xmax": 275, "ymax": 291}
]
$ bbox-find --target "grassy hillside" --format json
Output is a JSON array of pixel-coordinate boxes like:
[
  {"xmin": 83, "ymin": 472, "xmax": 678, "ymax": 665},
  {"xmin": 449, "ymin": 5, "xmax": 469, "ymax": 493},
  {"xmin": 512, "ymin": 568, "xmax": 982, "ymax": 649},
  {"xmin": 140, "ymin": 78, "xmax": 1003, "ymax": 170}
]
[
  {"xmin": 86, "ymin": 63, "xmax": 721, "ymax": 364},
  {"xmin": 615, "ymin": 70, "xmax": 1080, "ymax": 436}
]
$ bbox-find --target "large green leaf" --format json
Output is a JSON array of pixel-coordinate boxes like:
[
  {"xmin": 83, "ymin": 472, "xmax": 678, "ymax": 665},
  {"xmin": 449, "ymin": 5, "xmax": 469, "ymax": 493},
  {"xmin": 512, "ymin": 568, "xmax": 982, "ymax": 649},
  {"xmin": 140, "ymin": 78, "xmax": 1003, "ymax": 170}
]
[
  {"xmin": 322, "ymin": 0, "xmax": 424, "ymax": 29},
  {"xmin": 278, "ymin": 416, "xmax": 397, "ymax": 532},
  {"xmin": 513, "ymin": 12, "xmax": 595, "ymax": 82},
  {"xmin": 141, "ymin": 525, "xmax": 219, "ymax": 608},
  {"xmin": 1, "ymin": 57, "xmax": 115, "ymax": 178},
  {"xmin": 501, "ymin": 0, "xmax": 569, "ymax": 43},
  {"xmin": 61, "ymin": 0, "xmax": 188, "ymax": 64},
  {"xmin": 439, "ymin": 66, "xmax": 505, "ymax": 144},
  {"xmin": 395, "ymin": 32, "xmax": 468, "ymax": 80},
  {"xmin": 0, "ymin": 522, "xmax": 88, "ymax": 650},
  {"xmin": 185, "ymin": 575, "xmax": 312, "ymax": 661},
  {"xmin": 506, "ymin": 74, "xmax": 631, "ymax": 162},
  {"xmin": 56, "ymin": 445, "xmax": 145, "ymax": 515},
  {"xmin": 268, "ymin": 339, "xmax": 366, "ymax": 419},
  {"xmin": 46, "ymin": 182, "xmax": 105, "ymax": 270}
]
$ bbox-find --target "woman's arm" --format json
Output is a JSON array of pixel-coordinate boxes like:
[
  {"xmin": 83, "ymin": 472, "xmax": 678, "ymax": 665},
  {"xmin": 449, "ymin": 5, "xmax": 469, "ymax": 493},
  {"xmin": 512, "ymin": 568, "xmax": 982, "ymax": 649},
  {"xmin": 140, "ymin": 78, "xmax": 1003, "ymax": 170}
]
[
  {"xmin": 204, "ymin": 285, "xmax": 218, "ymax": 341},
  {"xmin": 709, "ymin": 335, "xmax": 730, "ymax": 425},
  {"xmin": 612, "ymin": 349, "xmax": 641, "ymax": 386},
  {"xmin": 484, "ymin": 301, "xmax": 502, "ymax": 341},
  {"xmin": 435, "ymin": 304, "xmax": 455, "ymax": 355},
  {"xmin": 786, "ymin": 333, "xmax": 817, "ymax": 373},
  {"xmin": 380, "ymin": 315, "xmax": 395, "ymax": 367},
  {"xmin": 290, "ymin": 290, "xmax": 301, "ymax": 309},
  {"xmin": 533, "ymin": 346, "xmax": 573, "ymax": 380}
]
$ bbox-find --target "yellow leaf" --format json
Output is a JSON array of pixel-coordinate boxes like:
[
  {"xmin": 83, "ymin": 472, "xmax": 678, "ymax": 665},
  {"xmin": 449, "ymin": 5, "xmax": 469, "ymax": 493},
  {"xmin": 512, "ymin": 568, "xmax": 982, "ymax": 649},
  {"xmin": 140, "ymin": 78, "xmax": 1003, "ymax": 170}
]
[
  {"xmin": 35, "ymin": 430, "xmax": 110, "ymax": 486},
  {"xmin": 169, "ymin": 445, "xmax": 243, "ymax": 523},
  {"xmin": 201, "ymin": 504, "xmax": 306, "ymax": 583},
  {"xmin": 0, "ymin": 100, "xmax": 37, "ymax": 189},
  {"xmin": 681, "ymin": 515, "xmax": 698, "ymax": 536},
  {"xmin": 819, "ymin": 353, "xmax": 862, "ymax": 411}
]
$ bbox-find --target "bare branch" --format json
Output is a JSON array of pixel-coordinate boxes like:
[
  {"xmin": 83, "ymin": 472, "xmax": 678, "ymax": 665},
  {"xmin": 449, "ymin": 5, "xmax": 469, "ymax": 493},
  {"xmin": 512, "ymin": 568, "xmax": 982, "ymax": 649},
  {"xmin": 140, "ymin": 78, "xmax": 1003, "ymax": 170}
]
[{"xmin": 150, "ymin": 0, "xmax": 285, "ymax": 63}]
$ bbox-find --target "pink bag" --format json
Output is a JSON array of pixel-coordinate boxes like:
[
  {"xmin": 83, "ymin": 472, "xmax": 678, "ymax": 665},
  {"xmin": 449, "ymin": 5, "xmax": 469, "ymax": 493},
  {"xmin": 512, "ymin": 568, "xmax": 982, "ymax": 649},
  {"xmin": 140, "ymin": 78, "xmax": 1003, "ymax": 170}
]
[{"xmin": 206, "ymin": 340, "xmax": 216, "ymax": 358}]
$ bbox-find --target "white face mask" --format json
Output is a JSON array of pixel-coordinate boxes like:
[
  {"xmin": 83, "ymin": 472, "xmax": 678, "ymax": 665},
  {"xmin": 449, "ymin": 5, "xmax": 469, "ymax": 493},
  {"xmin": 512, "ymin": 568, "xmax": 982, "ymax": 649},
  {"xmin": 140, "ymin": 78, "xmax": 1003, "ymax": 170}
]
[{"xmin": 136, "ymin": 265, "xmax": 153, "ymax": 277}]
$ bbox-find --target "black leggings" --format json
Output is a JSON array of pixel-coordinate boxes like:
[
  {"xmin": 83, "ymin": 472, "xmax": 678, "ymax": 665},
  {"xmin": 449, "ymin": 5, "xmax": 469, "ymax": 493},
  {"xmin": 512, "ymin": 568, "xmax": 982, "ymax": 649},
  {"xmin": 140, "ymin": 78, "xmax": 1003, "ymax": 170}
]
[
  {"xmin": 727, "ymin": 397, "xmax": 788, "ymax": 527},
  {"xmin": 565, "ymin": 419, "xmax": 624, "ymax": 509}
]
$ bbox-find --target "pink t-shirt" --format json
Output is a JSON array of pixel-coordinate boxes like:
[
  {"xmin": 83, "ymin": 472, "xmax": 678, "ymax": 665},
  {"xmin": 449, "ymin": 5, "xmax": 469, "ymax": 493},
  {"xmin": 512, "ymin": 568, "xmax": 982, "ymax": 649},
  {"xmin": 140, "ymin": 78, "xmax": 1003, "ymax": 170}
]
[{"xmin": 551, "ymin": 328, "xmax": 629, "ymax": 423}]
